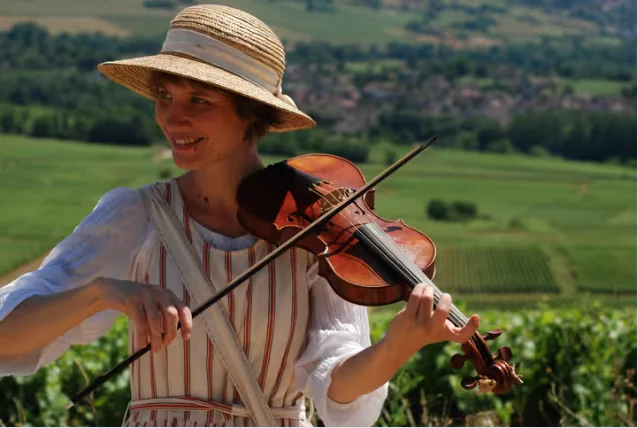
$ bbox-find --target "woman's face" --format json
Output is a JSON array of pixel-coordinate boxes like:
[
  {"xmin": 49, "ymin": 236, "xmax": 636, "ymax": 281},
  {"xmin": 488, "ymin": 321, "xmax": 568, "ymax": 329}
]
[{"xmin": 154, "ymin": 77, "xmax": 252, "ymax": 171}]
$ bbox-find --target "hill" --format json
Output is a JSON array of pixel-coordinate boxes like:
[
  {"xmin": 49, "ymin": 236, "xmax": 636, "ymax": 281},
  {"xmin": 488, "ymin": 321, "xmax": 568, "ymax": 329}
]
[
  {"xmin": 0, "ymin": 0, "xmax": 633, "ymax": 47},
  {"xmin": 1, "ymin": 134, "xmax": 635, "ymax": 310}
]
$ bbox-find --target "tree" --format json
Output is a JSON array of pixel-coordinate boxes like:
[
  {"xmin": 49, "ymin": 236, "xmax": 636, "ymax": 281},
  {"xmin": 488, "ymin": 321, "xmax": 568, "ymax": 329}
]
[
  {"xmin": 426, "ymin": 199, "xmax": 449, "ymax": 221},
  {"xmin": 485, "ymin": 138, "xmax": 515, "ymax": 154}
]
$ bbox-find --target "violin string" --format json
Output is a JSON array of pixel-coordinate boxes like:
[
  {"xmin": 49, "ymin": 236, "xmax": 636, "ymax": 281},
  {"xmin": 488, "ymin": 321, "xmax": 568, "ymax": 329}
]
[
  {"xmin": 308, "ymin": 184, "xmax": 481, "ymax": 352},
  {"xmin": 332, "ymin": 186, "xmax": 470, "ymax": 324},
  {"xmin": 315, "ymin": 183, "xmax": 467, "ymax": 326},
  {"xmin": 353, "ymin": 224, "xmax": 469, "ymax": 328},
  {"xmin": 308, "ymin": 183, "xmax": 469, "ymax": 328},
  {"xmin": 307, "ymin": 189, "xmax": 486, "ymax": 358}
]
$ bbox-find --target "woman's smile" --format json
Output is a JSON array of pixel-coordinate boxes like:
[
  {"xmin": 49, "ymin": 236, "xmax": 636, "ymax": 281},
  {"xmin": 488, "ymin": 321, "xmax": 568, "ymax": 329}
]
[
  {"xmin": 169, "ymin": 135, "xmax": 206, "ymax": 152},
  {"xmin": 172, "ymin": 136, "xmax": 204, "ymax": 145}
]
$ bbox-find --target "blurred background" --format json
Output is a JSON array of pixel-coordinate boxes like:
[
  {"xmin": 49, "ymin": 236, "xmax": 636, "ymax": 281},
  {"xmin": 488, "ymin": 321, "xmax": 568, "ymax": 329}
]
[{"xmin": 0, "ymin": 0, "xmax": 635, "ymax": 426}]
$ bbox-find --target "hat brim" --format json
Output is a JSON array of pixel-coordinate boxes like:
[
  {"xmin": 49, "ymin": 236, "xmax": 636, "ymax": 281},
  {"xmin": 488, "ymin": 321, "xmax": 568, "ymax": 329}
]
[{"xmin": 97, "ymin": 53, "xmax": 316, "ymax": 133}]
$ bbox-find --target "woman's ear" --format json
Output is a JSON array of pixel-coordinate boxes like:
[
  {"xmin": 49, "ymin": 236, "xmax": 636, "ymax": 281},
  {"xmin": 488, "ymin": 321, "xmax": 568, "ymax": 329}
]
[{"xmin": 243, "ymin": 118, "xmax": 258, "ymax": 143}]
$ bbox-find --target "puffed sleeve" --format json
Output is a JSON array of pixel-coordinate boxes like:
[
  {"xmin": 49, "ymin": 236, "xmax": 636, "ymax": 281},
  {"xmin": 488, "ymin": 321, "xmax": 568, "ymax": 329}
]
[
  {"xmin": 293, "ymin": 255, "xmax": 388, "ymax": 427},
  {"xmin": 0, "ymin": 186, "xmax": 151, "ymax": 376}
]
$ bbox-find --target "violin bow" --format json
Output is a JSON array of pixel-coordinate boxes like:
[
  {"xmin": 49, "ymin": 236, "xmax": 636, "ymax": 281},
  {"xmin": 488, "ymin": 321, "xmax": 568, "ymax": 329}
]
[{"xmin": 66, "ymin": 136, "xmax": 438, "ymax": 409}]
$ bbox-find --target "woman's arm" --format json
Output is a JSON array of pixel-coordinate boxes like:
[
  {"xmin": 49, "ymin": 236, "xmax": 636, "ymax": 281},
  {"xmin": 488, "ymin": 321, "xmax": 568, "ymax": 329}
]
[
  {"xmin": 0, "ymin": 276, "xmax": 193, "ymax": 360},
  {"xmin": 0, "ymin": 186, "xmax": 190, "ymax": 375},
  {"xmin": 327, "ymin": 284, "xmax": 480, "ymax": 404},
  {"xmin": 294, "ymin": 257, "xmax": 388, "ymax": 427},
  {"xmin": 295, "ymin": 257, "xmax": 480, "ymax": 426},
  {"xmin": 0, "ymin": 279, "xmax": 107, "ymax": 359}
]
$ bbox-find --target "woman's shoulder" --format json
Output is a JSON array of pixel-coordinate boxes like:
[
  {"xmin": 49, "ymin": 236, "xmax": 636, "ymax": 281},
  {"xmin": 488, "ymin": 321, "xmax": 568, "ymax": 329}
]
[
  {"xmin": 93, "ymin": 186, "xmax": 144, "ymax": 220},
  {"xmin": 86, "ymin": 181, "xmax": 170, "ymax": 230},
  {"xmin": 95, "ymin": 179, "xmax": 170, "ymax": 216}
]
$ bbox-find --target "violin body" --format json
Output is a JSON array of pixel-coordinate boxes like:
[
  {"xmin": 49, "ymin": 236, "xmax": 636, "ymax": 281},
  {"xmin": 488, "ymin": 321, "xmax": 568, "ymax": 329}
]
[
  {"xmin": 237, "ymin": 153, "xmax": 523, "ymax": 395},
  {"xmin": 238, "ymin": 154, "xmax": 436, "ymax": 306}
]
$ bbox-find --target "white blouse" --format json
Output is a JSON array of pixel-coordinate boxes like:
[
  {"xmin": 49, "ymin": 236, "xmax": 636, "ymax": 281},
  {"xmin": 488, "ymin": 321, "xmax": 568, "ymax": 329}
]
[{"xmin": 0, "ymin": 186, "xmax": 388, "ymax": 426}]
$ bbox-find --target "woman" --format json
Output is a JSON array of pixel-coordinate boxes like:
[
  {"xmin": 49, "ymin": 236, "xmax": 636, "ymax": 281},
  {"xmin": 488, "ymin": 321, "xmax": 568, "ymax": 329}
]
[{"xmin": 0, "ymin": 4, "xmax": 479, "ymax": 427}]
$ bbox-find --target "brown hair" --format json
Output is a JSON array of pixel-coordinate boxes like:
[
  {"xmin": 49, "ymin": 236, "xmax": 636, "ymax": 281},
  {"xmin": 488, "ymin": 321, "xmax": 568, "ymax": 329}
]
[{"xmin": 148, "ymin": 71, "xmax": 282, "ymax": 143}]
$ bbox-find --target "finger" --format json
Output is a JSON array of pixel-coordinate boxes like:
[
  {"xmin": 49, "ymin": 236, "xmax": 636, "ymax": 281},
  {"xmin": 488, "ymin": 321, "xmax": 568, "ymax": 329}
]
[
  {"xmin": 160, "ymin": 300, "xmax": 179, "ymax": 346},
  {"xmin": 144, "ymin": 298, "xmax": 164, "ymax": 352},
  {"xmin": 430, "ymin": 292, "xmax": 451, "ymax": 330},
  {"xmin": 179, "ymin": 304, "xmax": 193, "ymax": 340},
  {"xmin": 456, "ymin": 314, "xmax": 480, "ymax": 343},
  {"xmin": 406, "ymin": 283, "xmax": 426, "ymax": 318},
  {"xmin": 459, "ymin": 314, "xmax": 481, "ymax": 342},
  {"xmin": 168, "ymin": 294, "xmax": 193, "ymax": 340},
  {"xmin": 416, "ymin": 285, "xmax": 434, "ymax": 325}
]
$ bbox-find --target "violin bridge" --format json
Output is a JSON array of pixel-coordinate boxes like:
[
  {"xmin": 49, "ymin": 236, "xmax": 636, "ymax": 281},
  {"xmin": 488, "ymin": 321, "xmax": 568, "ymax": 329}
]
[{"xmin": 319, "ymin": 188, "xmax": 351, "ymax": 214}]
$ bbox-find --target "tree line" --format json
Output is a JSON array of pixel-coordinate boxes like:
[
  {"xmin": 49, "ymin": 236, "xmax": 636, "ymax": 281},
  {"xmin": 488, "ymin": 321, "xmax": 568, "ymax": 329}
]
[
  {"xmin": 289, "ymin": 37, "xmax": 636, "ymax": 82},
  {"xmin": 370, "ymin": 108, "xmax": 636, "ymax": 163},
  {"xmin": 0, "ymin": 23, "xmax": 635, "ymax": 165}
]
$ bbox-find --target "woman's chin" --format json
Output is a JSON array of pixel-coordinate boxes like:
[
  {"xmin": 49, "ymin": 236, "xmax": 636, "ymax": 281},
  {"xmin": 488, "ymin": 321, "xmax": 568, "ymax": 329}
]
[{"xmin": 171, "ymin": 154, "xmax": 203, "ymax": 171}]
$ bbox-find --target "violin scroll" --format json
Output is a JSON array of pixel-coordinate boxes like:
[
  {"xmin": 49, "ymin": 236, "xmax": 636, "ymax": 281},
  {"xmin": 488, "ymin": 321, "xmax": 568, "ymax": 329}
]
[{"xmin": 450, "ymin": 330, "xmax": 523, "ymax": 395}]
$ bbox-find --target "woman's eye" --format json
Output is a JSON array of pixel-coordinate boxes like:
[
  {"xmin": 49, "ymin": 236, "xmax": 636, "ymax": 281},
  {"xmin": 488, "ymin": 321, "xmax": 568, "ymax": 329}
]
[
  {"xmin": 157, "ymin": 89, "xmax": 171, "ymax": 100},
  {"xmin": 192, "ymin": 97, "xmax": 210, "ymax": 105}
]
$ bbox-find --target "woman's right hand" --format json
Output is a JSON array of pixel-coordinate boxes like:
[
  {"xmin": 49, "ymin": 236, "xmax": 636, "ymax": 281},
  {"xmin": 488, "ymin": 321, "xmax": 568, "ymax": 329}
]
[{"xmin": 98, "ymin": 277, "xmax": 193, "ymax": 352}]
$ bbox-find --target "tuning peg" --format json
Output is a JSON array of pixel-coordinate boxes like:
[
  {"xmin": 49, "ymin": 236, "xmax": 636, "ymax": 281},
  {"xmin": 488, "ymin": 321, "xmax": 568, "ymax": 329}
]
[
  {"xmin": 450, "ymin": 353, "xmax": 471, "ymax": 369},
  {"xmin": 494, "ymin": 346, "xmax": 512, "ymax": 362},
  {"xmin": 461, "ymin": 376, "xmax": 478, "ymax": 390},
  {"xmin": 483, "ymin": 329, "xmax": 502, "ymax": 341}
]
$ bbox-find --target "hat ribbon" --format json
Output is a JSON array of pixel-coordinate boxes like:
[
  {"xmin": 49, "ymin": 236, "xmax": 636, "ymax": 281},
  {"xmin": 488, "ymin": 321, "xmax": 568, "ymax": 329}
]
[{"xmin": 161, "ymin": 28, "xmax": 295, "ymax": 107}]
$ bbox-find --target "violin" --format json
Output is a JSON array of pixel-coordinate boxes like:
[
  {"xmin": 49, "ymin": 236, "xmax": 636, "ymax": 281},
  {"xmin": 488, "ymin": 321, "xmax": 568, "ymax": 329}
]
[
  {"xmin": 67, "ymin": 138, "xmax": 521, "ymax": 408},
  {"xmin": 236, "ymin": 147, "xmax": 523, "ymax": 395}
]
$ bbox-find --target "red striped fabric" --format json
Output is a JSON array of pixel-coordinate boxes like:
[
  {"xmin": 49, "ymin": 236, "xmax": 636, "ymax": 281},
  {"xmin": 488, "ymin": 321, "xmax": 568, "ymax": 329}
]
[
  {"xmin": 271, "ymin": 248, "xmax": 298, "ymax": 404},
  {"xmin": 129, "ymin": 397, "xmax": 233, "ymax": 413},
  {"xmin": 182, "ymin": 203, "xmax": 192, "ymax": 423},
  {"xmin": 222, "ymin": 250, "xmax": 233, "ymax": 420},
  {"xmin": 126, "ymin": 180, "xmax": 312, "ymax": 427},
  {"xmin": 259, "ymin": 243, "xmax": 277, "ymax": 389},
  {"xmin": 203, "ymin": 241, "xmax": 214, "ymax": 425}
]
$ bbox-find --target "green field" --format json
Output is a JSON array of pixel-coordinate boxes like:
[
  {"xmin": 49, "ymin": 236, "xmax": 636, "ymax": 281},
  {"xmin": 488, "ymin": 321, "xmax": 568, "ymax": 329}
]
[
  {"xmin": 560, "ymin": 78, "xmax": 630, "ymax": 97},
  {"xmin": 434, "ymin": 244, "xmax": 560, "ymax": 294},
  {"xmin": 0, "ymin": 137, "xmax": 170, "ymax": 275},
  {"xmin": 0, "ymin": 0, "xmax": 416, "ymax": 42},
  {"xmin": 0, "ymin": 0, "xmax": 624, "ymax": 46},
  {"xmin": 1, "ymin": 134, "xmax": 635, "ymax": 310},
  {"xmin": 360, "ymin": 144, "xmax": 636, "ymax": 308}
]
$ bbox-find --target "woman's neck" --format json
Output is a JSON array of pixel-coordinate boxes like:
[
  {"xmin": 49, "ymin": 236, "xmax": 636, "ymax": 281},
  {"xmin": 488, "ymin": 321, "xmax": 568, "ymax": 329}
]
[{"xmin": 176, "ymin": 148, "xmax": 264, "ymax": 238}]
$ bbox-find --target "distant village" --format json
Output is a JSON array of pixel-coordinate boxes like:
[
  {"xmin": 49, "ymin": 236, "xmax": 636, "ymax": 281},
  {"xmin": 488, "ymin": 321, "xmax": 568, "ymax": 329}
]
[{"xmin": 283, "ymin": 62, "xmax": 636, "ymax": 133}]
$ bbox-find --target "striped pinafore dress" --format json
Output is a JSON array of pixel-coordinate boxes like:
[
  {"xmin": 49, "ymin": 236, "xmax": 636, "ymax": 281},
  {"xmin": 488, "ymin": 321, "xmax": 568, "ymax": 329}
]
[{"xmin": 122, "ymin": 179, "xmax": 313, "ymax": 427}]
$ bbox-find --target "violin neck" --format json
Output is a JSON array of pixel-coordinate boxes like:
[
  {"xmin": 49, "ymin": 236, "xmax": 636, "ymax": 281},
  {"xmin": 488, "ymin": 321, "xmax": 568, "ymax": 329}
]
[{"xmin": 355, "ymin": 223, "xmax": 469, "ymax": 328}]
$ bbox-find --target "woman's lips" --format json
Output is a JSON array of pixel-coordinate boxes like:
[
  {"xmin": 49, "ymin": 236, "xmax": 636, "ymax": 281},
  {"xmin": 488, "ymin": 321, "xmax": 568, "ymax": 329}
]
[{"xmin": 170, "ymin": 137, "xmax": 205, "ymax": 152}]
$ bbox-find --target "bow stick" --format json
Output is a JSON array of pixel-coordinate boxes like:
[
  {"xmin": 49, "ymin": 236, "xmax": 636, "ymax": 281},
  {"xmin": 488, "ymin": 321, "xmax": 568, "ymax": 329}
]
[{"xmin": 66, "ymin": 135, "xmax": 438, "ymax": 409}]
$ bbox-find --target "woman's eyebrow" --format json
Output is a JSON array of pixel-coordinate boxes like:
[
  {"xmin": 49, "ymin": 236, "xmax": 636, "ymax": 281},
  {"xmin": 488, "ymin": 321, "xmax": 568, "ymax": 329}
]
[{"xmin": 187, "ymin": 87, "xmax": 219, "ymax": 97}]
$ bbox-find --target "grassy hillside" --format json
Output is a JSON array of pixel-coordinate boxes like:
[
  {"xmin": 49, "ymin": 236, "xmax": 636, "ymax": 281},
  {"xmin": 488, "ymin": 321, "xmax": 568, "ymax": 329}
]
[
  {"xmin": 363, "ymin": 144, "xmax": 636, "ymax": 308},
  {"xmin": 1, "ymin": 134, "xmax": 635, "ymax": 311},
  {"xmin": 0, "ymin": 137, "xmax": 169, "ymax": 275},
  {"xmin": 0, "ymin": 0, "xmax": 630, "ymax": 46},
  {"xmin": 0, "ymin": 0, "xmax": 420, "ymax": 41}
]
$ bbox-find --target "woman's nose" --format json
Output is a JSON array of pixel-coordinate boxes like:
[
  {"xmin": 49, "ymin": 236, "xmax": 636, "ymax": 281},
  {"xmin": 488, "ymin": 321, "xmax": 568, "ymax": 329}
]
[{"xmin": 164, "ymin": 102, "xmax": 192, "ymax": 127}]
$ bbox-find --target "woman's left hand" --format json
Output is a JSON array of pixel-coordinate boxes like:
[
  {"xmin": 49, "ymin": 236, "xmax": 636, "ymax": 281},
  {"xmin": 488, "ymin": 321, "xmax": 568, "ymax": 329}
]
[
  {"xmin": 326, "ymin": 283, "xmax": 480, "ymax": 405},
  {"xmin": 382, "ymin": 283, "xmax": 480, "ymax": 360}
]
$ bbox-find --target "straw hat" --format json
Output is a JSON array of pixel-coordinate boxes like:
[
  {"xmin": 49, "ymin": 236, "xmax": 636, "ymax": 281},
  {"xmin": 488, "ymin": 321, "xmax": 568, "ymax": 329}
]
[{"xmin": 97, "ymin": 4, "xmax": 315, "ymax": 133}]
